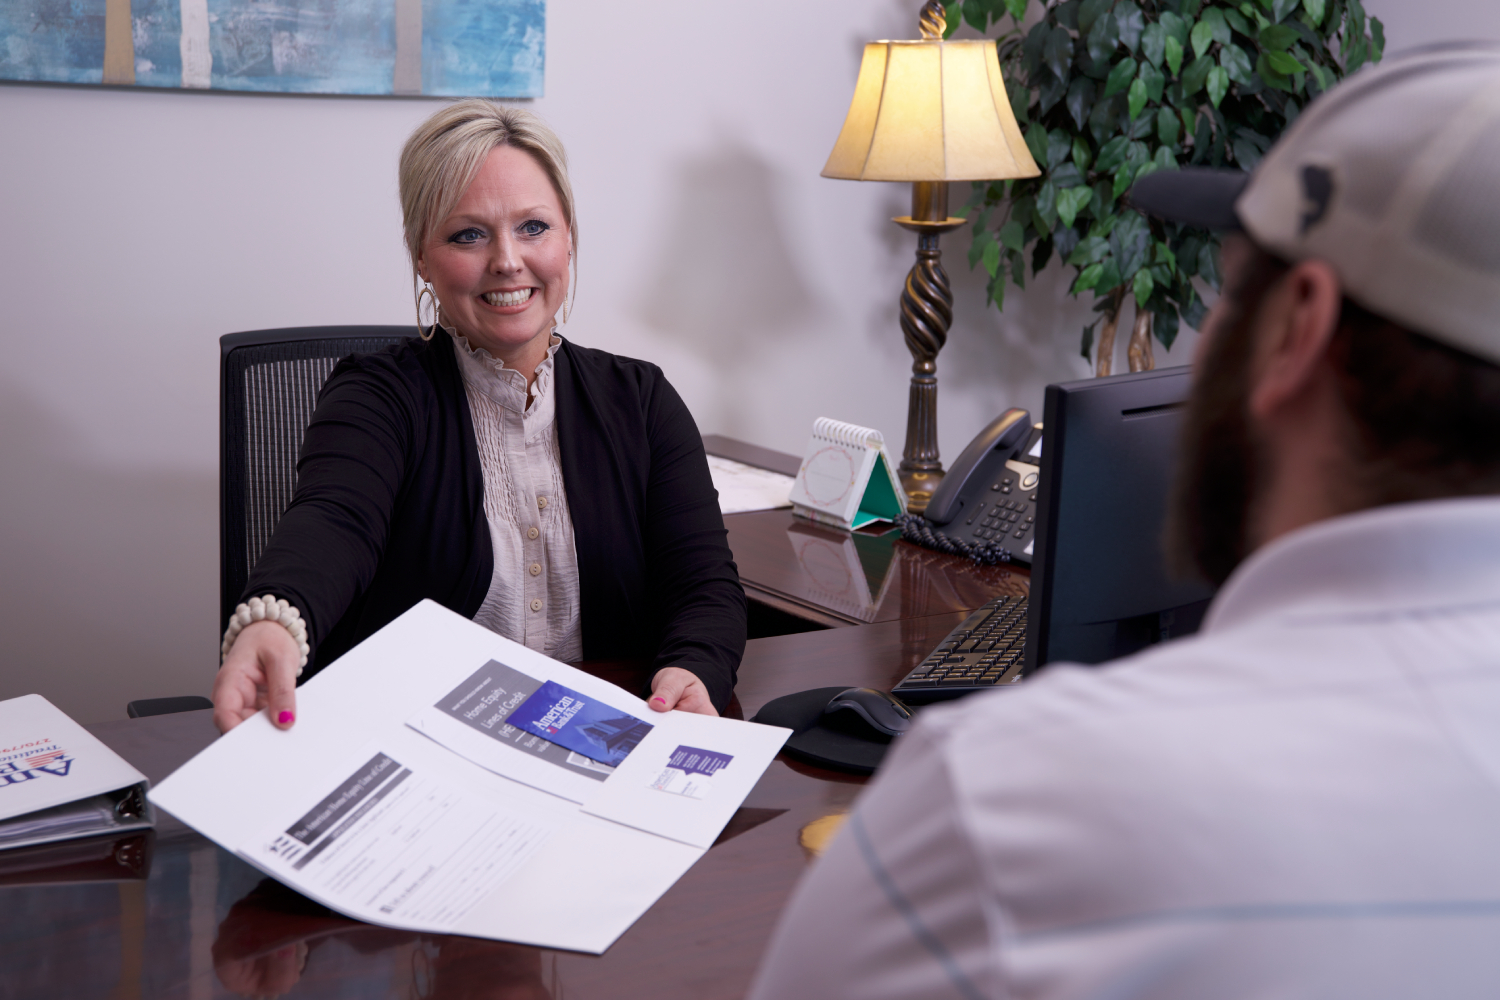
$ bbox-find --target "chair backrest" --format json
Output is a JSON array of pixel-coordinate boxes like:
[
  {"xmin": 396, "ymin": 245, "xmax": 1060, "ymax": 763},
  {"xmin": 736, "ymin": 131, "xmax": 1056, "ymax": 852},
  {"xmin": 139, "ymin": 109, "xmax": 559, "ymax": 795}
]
[{"xmin": 220, "ymin": 326, "xmax": 414, "ymax": 630}]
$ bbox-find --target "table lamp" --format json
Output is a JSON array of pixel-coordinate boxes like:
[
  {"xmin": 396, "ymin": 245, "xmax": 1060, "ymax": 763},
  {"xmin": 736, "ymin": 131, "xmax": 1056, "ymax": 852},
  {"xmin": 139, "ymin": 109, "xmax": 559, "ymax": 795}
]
[{"xmin": 823, "ymin": 0, "xmax": 1040, "ymax": 511}]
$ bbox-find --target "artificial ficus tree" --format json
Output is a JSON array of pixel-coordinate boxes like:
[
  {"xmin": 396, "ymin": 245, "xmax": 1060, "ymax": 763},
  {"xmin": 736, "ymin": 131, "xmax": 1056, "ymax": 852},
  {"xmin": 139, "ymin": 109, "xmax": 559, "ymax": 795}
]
[{"xmin": 947, "ymin": 0, "xmax": 1385, "ymax": 373}]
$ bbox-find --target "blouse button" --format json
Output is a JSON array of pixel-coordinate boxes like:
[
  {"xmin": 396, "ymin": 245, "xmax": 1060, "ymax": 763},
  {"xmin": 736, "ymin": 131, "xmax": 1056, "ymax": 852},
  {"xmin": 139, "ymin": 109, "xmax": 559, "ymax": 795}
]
[
  {"xmin": 527, "ymin": 526, "xmax": 540, "ymax": 540},
  {"xmin": 529, "ymin": 563, "xmax": 542, "ymax": 576},
  {"xmin": 530, "ymin": 599, "xmax": 543, "ymax": 612},
  {"xmin": 537, "ymin": 496, "xmax": 548, "ymax": 509}
]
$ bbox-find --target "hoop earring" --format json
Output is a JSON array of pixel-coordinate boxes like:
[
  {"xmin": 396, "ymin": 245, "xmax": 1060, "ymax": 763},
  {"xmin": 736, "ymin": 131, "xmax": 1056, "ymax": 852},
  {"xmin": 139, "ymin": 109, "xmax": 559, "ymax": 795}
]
[
  {"xmin": 561, "ymin": 251, "xmax": 576, "ymax": 325},
  {"xmin": 415, "ymin": 283, "xmax": 439, "ymax": 341}
]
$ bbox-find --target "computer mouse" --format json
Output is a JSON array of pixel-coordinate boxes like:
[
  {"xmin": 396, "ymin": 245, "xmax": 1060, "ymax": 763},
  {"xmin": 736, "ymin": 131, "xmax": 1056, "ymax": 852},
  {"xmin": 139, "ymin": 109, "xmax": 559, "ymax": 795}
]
[{"xmin": 821, "ymin": 687, "xmax": 913, "ymax": 739}]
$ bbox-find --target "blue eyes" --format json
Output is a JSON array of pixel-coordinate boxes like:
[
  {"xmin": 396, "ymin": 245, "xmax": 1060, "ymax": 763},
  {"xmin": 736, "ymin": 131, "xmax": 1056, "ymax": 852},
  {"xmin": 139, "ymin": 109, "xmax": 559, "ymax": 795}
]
[{"xmin": 445, "ymin": 220, "xmax": 550, "ymax": 244}]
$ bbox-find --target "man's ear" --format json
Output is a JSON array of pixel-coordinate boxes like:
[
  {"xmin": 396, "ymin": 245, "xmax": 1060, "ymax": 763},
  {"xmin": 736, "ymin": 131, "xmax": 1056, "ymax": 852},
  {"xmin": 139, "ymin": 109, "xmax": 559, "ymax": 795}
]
[{"xmin": 1247, "ymin": 259, "xmax": 1343, "ymax": 422}]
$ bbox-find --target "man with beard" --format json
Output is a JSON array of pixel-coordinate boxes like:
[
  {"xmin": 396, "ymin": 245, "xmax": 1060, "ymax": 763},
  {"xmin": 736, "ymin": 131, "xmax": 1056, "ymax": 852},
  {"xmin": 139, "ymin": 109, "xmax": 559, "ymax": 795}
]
[{"xmin": 750, "ymin": 44, "xmax": 1500, "ymax": 1000}]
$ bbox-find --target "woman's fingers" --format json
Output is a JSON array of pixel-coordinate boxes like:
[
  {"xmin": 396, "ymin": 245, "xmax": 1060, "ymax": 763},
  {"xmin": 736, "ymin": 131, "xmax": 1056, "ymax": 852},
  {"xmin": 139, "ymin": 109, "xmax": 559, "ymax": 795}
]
[
  {"xmin": 212, "ymin": 621, "xmax": 302, "ymax": 734},
  {"xmin": 648, "ymin": 667, "xmax": 719, "ymax": 717}
]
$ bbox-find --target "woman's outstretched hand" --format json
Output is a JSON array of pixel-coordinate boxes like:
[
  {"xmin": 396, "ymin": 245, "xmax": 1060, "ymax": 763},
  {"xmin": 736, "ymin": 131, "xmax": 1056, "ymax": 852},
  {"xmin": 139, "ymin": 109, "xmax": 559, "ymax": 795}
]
[
  {"xmin": 647, "ymin": 667, "xmax": 718, "ymax": 717},
  {"xmin": 213, "ymin": 621, "xmax": 302, "ymax": 734}
]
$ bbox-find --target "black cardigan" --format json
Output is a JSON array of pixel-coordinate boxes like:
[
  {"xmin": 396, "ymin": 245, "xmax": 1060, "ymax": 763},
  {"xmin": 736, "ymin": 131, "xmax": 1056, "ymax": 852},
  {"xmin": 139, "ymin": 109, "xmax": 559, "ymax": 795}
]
[{"xmin": 242, "ymin": 334, "xmax": 746, "ymax": 712}]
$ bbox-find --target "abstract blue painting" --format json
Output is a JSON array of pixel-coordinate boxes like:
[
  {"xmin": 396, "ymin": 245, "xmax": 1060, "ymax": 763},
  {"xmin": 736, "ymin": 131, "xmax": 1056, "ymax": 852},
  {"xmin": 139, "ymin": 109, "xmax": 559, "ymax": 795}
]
[{"xmin": 0, "ymin": 0, "xmax": 544, "ymax": 96}]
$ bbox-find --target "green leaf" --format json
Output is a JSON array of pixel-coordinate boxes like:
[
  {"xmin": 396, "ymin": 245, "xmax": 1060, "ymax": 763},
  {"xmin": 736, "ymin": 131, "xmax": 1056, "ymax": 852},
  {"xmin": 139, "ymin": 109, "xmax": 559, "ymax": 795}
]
[
  {"xmin": 1270, "ymin": 0, "xmax": 1298, "ymax": 23},
  {"xmin": 1139, "ymin": 60, "xmax": 1165, "ymax": 102},
  {"xmin": 1057, "ymin": 186, "xmax": 1093, "ymax": 228},
  {"xmin": 1204, "ymin": 8, "xmax": 1232, "ymax": 45},
  {"xmin": 1153, "ymin": 239, "xmax": 1178, "ymax": 272},
  {"xmin": 1036, "ymin": 180, "xmax": 1059, "ymax": 229},
  {"xmin": 1182, "ymin": 54, "xmax": 1213, "ymax": 95},
  {"xmin": 1307, "ymin": 61, "xmax": 1332, "ymax": 92},
  {"xmin": 1087, "ymin": 12, "xmax": 1121, "ymax": 64},
  {"xmin": 1067, "ymin": 235, "xmax": 1111, "ymax": 266},
  {"xmin": 1165, "ymin": 35, "xmax": 1185, "ymax": 76},
  {"xmin": 1265, "ymin": 49, "xmax": 1306, "ymax": 74},
  {"xmin": 1044, "ymin": 27, "xmax": 1074, "ymax": 83},
  {"xmin": 982, "ymin": 239, "xmax": 1002, "ymax": 278},
  {"xmin": 1025, "ymin": 122, "xmax": 1049, "ymax": 167},
  {"xmin": 1180, "ymin": 105, "xmax": 1197, "ymax": 139},
  {"xmin": 1371, "ymin": 16, "xmax": 1386, "ymax": 61},
  {"xmin": 968, "ymin": 226, "xmax": 995, "ymax": 269},
  {"xmin": 1073, "ymin": 135, "xmax": 1093, "ymax": 172},
  {"xmin": 1128, "ymin": 77, "xmax": 1149, "ymax": 121},
  {"xmin": 1224, "ymin": 7, "xmax": 1253, "ymax": 37},
  {"xmin": 1301, "ymin": 0, "xmax": 1325, "ymax": 25},
  {"xmin": 1197, "ymin": 241, "xmax": 1221, "ymax": 290},
  {"xmin": 1157, "ymin": 106, "xmax": 1181, "ymax": 146},
  {"xmin": 1116, "ymin": 3, "xmax": 1146, "ymax": 52},
  {"xmin": 1154, "ymin": 308, "xmax": 1180, "ymax": 350},
  {"xmin": 1047, "ymin": 128, "xmax": 1074, "ymax": 169},
  {"xmin": 1206, "ymin": 65, "xmax": 1230, "ymax": 107},
  {"xmin": 1080, "ymin": 320, "xmax": 1097, "ymax": 360},
  {"xmin": 963, "ymin": 0, "xmax": 991, "ymax": 32},
  {"xmin": 1095, "ymin": 135, "xmax": 1131, "ymax": 173},
  {"xmin": 1112, "ymin": 166, "xmax": 1134, "ymax": 199},
  {"xmin": 1103, "ymin": 57, "xmax": 1137, "ymax": 99},
  {"xmin": 1141, "ymin": 22, "xmax": 1167, "ymax": 67},
  {"xmin": 1190, "ymin": 18, "xmax": 1214, "ymax": 59},
  {"xmin": 1066, "ymin": 77, "xmax": 1097, "ymax": 131},
  {"xmin": 1133, "ymin": 267, "xmax": 1155, "ymax": 307},
  {"xmin": 1005, "ymin": 0, "xmax": 1029, "ymax": 20},
  {"xmin": 1259, "ymin": 24, "xmax": 1299, "ymax": 50},
  {"xmin": 1077, "ymin": 0, "xmax": 1111, "ymax": 36},
  {"xmin": 1096, "ymin": 257, "xmax": 1124, "ymax": 292},
  {"xmin": 1220, "ymin": 43, "xmax": 1254, "ymax": 84},
  {"xmin": 1074, "ymin": 262, "xmax": 1105, "ymax": 293},
  {"xmin": 1160, "ymin": 11, "xmax": 1190, "ymax": 45},
  {"xmin": 998, "ymin": 219, "xmax": 1026, "ymax": 254},
  {"xmin": 1255, "ymin": 50, "xmax": 1293, "ymax": 90}
]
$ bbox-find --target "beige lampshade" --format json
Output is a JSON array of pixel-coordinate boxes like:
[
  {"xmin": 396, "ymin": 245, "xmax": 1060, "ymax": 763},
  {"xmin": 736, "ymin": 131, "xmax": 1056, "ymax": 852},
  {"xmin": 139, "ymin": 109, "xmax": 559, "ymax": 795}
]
[{"xmin": 823, "ymin": 40, "xmax": 1040, "ymax": 183}]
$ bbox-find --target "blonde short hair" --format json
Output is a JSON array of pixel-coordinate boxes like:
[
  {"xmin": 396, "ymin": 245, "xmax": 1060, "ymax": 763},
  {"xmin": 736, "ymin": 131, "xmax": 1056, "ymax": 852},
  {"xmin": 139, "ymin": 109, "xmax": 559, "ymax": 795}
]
[{"xmin": 398, "ymin": 100, "xmax": 576, "ymax": 283}]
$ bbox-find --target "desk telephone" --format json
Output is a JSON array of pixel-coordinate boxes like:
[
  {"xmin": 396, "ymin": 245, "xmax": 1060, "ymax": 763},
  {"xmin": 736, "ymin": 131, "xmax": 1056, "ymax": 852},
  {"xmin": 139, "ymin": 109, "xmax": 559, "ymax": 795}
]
[{"xmin": 922, "ymin": 409, "xmax": 1044, "ymax": 564}]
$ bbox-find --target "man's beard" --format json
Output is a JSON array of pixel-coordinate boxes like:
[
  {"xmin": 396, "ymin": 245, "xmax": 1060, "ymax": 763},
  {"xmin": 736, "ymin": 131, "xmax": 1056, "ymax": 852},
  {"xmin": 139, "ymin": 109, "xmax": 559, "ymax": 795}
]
[{"xmin": 1165, "ymin": 255, "xmax": 1286, "ymax": 588}]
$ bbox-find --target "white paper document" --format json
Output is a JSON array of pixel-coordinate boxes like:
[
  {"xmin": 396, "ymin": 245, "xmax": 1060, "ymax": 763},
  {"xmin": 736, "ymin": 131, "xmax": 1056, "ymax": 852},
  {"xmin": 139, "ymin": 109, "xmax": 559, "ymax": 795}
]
[
  {"xmin": 708, "ymin": 454, "xmax": 794, "ymax": 514},
  {"xmin": 149, "ymin": 601, "xmax": 791, "ymax": 953}
]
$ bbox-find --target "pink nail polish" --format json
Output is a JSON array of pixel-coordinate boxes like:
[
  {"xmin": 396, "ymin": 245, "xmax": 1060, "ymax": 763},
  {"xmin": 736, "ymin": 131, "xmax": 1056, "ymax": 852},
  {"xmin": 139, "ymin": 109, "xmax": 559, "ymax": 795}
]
[
  {"xmin": 278, "ymin": 711, "xmax": 294, "ymax": 724},
  {"xmin": 652, "ymin": 697, "xmax": 666, "ymax": 705}
]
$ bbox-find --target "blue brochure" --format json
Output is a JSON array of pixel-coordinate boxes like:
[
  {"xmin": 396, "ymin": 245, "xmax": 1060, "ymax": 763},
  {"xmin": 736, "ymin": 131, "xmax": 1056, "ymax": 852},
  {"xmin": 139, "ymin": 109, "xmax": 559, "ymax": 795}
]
[{"xmin": 504, "ymin": 679, "xmax": 654, "ymax": 768}]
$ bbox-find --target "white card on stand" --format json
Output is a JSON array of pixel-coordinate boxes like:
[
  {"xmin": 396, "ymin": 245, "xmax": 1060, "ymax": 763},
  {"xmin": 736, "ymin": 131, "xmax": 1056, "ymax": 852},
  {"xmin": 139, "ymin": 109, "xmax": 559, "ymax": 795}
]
[{"xmin": 787, "ymin": 418, "xmax": 906, "ymax": 530}]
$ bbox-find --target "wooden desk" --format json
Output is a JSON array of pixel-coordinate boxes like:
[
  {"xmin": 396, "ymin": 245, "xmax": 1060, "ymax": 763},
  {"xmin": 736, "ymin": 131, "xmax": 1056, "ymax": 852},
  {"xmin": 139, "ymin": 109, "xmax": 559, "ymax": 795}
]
[
  {"xmin": 1, "ymin": 616, "xmax": 990, "ymax": 1000},
  {"xmin": 708, "ymin": 435, "xmax": 1028, "ymax": 628},
  {"xmin": 3, "ymin": 438, "xmax": 1030, "ymax": 998}
]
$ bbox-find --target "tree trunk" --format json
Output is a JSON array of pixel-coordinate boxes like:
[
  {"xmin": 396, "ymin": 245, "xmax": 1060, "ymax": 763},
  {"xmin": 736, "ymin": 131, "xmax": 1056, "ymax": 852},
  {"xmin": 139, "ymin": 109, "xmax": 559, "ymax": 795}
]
[
  {"xmin": 1095, "ymin": 288, "xmax": 1126, "ymax": 377},
  {"xmin": 1127, "ymin": 306, "xmax": 1155, "ymax": 372}
]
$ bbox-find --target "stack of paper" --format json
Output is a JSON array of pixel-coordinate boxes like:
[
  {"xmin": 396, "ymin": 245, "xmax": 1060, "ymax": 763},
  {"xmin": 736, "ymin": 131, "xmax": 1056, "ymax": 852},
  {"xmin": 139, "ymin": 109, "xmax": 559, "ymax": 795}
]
[{"xmin": 150, "ymin": 601, "xmax": 790, "ymax": 954}]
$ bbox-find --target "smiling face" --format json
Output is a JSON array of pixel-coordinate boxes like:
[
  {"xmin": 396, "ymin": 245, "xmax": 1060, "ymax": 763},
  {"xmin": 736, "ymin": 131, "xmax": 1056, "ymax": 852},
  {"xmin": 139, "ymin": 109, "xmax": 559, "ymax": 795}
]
[{"xmin": 418, "ymin": 144, "xmax": 571, "ymax": 370}]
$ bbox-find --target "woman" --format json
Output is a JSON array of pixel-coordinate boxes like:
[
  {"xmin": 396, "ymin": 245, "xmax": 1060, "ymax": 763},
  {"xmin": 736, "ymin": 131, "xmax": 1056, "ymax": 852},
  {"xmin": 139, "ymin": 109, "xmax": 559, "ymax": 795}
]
[{"xmin": 213, "ymin": 102, "xmax": 745, "ymax": 732}]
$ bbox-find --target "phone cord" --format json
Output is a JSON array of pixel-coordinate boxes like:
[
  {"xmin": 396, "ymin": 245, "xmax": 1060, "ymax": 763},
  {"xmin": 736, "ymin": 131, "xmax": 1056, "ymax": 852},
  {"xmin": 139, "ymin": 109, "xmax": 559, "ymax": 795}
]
[{"xmin": 894, "ymin": 514, "xmax": 1016, "ymax": 567}]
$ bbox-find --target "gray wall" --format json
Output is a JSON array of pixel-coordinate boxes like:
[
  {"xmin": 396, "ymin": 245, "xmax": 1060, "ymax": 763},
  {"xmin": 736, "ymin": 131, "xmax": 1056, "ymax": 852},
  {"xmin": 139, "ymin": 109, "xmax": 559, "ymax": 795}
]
[{"xmin": 0, "ymin": 0, "xmax": 1492, "ymax": 723}]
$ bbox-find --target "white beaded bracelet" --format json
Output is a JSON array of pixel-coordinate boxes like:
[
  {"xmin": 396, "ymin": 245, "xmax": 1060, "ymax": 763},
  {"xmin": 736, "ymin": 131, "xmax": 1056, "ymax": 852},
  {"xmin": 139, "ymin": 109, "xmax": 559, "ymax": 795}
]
[{"xmin": 222, "ymin": 594, "xmax": 311, "ymax": 675}]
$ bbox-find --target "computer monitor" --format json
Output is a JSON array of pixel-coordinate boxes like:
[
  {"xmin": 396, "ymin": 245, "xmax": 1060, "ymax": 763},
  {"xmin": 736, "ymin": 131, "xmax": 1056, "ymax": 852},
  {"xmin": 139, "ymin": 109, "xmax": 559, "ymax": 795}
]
[{"xmin": 1024, "ymin": 366, "xmax": 1217, "ymax": 672}]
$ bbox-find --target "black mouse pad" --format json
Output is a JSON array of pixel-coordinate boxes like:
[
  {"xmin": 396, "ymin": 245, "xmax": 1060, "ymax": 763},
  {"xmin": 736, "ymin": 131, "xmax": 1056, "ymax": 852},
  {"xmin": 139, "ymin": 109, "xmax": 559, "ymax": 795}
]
[{"xmin": 751, "ymin": 686, "xmax": 899, "ymax": 776}]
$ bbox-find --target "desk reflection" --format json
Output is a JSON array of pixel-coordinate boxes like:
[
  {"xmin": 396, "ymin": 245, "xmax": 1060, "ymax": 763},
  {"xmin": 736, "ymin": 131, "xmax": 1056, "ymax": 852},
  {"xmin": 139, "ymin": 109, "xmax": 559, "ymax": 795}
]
[{"xmin": 215, "ymin": 879, "xmax": 552, "ymax": 1000}]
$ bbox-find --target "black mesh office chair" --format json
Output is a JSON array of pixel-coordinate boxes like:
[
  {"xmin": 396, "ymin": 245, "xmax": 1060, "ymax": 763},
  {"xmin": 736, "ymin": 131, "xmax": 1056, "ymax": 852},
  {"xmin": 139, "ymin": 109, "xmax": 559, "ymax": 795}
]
[
  {"xmin": 128, "ymin": 326, "xmax": 414, "ymax": 720},
  {"xmin": 219, "ymin": 326, "xmax": 414, "ymax": 629}
]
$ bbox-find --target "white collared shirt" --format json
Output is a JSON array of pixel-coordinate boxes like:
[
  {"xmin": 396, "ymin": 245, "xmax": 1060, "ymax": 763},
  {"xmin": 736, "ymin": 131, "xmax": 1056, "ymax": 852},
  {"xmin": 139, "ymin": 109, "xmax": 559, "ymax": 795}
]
[
  {"xmin": 450, "ymin": 329, "xmax": 582, "ymax": 661},
  {"xmin": 751, "ymin": 497, "xmax": 1500, "ymax": 999}
]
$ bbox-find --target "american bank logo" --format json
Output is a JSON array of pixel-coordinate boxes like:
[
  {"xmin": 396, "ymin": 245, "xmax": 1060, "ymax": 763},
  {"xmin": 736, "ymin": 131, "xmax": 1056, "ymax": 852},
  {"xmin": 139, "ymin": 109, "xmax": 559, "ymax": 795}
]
[{"xmin": 0, "ymin": 739, "xmax": 73, "ymax": 785}]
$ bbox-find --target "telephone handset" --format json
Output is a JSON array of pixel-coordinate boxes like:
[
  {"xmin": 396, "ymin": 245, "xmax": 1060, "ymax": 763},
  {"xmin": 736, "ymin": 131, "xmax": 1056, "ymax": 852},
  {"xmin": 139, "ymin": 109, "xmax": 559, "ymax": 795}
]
[{"xmin": 923, "ymin": 408, "xmax": 1044, "ymax": 564}]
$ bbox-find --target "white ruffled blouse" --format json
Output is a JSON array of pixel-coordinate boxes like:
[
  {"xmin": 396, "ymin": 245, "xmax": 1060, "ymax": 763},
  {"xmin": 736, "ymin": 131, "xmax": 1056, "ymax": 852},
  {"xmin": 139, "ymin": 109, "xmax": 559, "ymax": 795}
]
[{"xmin": 449, "ymin": 327, "xmax": 583, "ymax": 661}]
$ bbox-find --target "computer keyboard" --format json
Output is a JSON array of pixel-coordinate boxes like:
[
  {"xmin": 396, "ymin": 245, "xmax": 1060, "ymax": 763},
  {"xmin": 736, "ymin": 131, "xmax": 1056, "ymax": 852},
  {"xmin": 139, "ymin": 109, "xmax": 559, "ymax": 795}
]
[{"xmin": 892, "ymin": 594, "xmax": 1027, "ymax": 704}]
